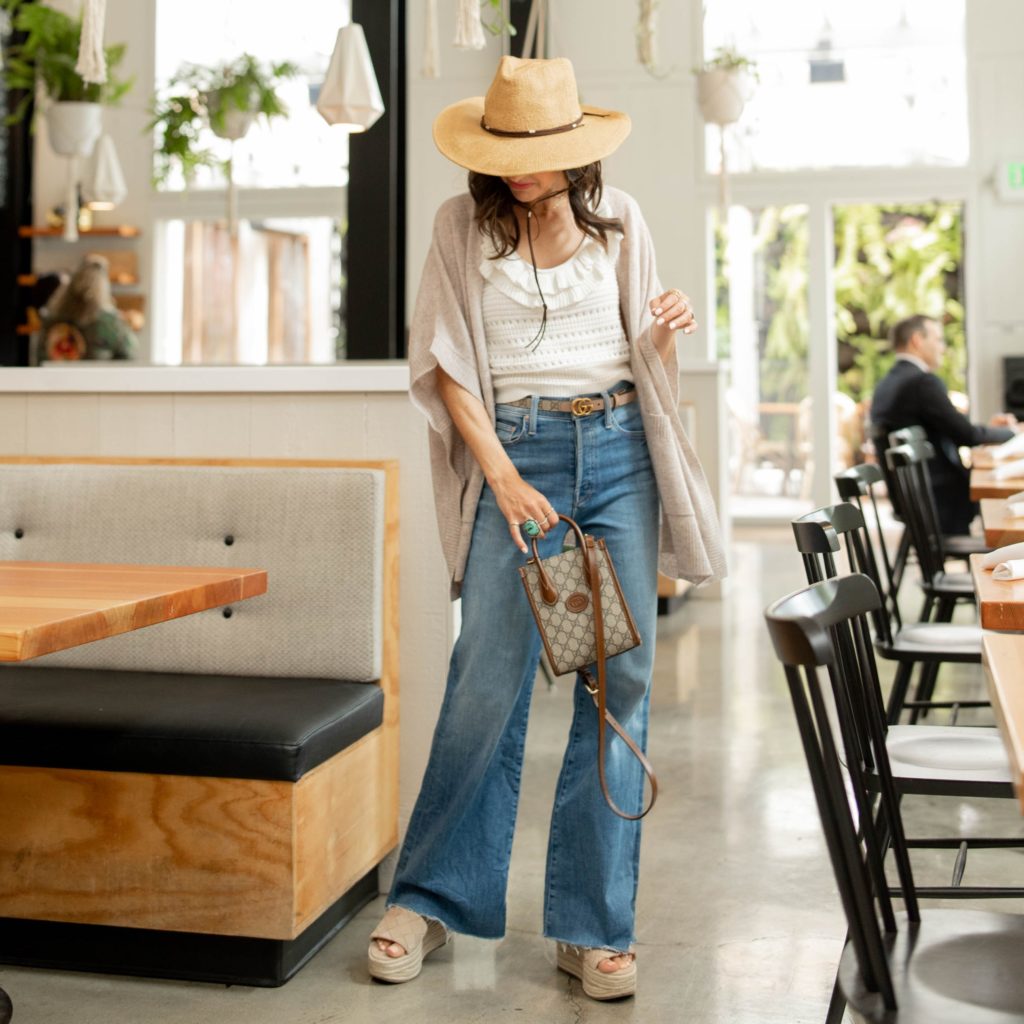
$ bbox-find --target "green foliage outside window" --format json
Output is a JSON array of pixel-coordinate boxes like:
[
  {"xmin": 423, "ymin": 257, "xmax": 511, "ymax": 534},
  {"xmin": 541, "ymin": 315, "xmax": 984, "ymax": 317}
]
[
  {"xmin": 834, "ymin": 203, "xmax": 964, "ymax": 401},
  {"xmin": 716, "ymin": 201, "xmax": 965, "ymax": 406}
]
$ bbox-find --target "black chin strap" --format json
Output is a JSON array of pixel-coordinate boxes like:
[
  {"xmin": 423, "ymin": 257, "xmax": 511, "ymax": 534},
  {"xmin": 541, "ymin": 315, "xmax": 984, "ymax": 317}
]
[{"xmin": 514, "ymin": 187, "xmax": 572, "ymax": 352}]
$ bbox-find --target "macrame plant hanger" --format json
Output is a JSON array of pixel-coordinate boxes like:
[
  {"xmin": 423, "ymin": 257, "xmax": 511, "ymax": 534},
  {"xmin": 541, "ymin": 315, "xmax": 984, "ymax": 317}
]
[
  {"xmin": 423, "ymin": 0, "xmax": 441, "ymax": 76},
  {"xmin": 454, "ymin": 0, "xmax": 486, "ymax": 50},
  {"xmin": 76, "ymin": 0, "xmax": 107, "ymax": 85},
  {"xmin": 520, "ymin": 0, "xmax": 548, "ymax": 61},
  {"xmin": 51, "ymin": 0, "xmax": 107, "ymax": 242}
]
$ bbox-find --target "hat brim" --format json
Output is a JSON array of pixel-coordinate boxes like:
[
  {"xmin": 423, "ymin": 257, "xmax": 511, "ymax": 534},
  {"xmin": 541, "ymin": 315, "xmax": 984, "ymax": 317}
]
[{"xmin": 432, "ymin": 97, "xmax": 631, "ymax": 176}]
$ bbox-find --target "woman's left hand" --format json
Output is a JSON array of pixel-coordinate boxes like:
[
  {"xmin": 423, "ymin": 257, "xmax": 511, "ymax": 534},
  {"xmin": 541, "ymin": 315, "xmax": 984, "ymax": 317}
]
[{"xmin": 649, "ymin": 289, "xmax": 698, "ymax": 347}]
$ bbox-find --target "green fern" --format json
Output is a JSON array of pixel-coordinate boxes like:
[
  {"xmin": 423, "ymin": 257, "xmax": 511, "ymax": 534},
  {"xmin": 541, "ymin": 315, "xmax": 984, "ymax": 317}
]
[
  {"xmin": 0, "ymin": 0, "xmax": 133, "ymax": 123},
  {"xmin": 148, "ymin": 55, "xmax": 297, "ymax": 187}
]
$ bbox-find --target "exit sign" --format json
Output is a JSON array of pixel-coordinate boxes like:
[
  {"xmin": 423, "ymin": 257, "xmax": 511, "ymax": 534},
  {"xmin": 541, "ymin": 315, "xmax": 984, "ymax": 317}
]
[{"xmin": 997, "ymin": 160, "xmax": 1024, "ymax": 200}]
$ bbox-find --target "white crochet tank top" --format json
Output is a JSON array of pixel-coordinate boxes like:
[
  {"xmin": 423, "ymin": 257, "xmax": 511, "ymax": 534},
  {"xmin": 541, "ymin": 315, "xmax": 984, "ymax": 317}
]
[{"xmin": 479, "ymin": 213, "xmax": 632, "ymax": 404}]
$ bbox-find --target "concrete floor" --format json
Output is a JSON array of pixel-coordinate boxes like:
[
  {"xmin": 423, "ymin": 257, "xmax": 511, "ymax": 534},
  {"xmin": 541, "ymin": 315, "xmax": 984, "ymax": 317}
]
[{"xmin": 4, "ymin": 525, "xmax": 1024, "ymax": 1023}]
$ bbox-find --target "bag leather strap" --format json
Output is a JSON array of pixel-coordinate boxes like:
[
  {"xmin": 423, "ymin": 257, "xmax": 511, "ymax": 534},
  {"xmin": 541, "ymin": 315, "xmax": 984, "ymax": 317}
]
[
  {"xmin": 583, "ymin": 533, "xmax": 658, "ymax": 821},
  {"xmin": 532, "ymin": 515, "xmax": 658, "ymax": 820}
]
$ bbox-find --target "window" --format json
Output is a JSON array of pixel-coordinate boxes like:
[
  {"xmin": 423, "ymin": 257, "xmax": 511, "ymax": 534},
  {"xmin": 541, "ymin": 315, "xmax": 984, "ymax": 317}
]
[
  {"xmin": 154, "ymin": 0, "xmax": 350, "ymax": 191},
  {"xmin": 717, "ymin": 205, "xmax": 813, "ymax": 518},
  {"xmin": 152, "ymin": 0, "xmax": 350, "ymax": 364},
  {"xmin": 703, "ymin": 0, "xmax": 968, "ymax": 173}
]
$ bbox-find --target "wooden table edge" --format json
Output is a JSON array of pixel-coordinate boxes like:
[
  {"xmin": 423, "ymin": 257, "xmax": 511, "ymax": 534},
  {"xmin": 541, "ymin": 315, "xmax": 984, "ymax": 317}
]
[
  {"xmin": 982, "ymin": 634, "xmax": 1024, "ymax": 815},
  {"xmin": 0, "ymin": 567, "xmax": 267, "ymax": 662}
]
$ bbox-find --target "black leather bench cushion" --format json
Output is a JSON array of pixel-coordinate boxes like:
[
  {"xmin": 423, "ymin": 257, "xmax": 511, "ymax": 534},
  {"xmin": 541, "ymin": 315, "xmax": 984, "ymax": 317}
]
[{"xmin": 0, "ymin": 668, "xmax": 384, "ymax": 782}]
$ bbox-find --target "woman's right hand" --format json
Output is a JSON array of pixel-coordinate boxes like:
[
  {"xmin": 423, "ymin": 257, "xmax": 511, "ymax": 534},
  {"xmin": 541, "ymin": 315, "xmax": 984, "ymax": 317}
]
[{"xmin": 492, "ymin": 471, "xmax": 559, "ymax": 553}]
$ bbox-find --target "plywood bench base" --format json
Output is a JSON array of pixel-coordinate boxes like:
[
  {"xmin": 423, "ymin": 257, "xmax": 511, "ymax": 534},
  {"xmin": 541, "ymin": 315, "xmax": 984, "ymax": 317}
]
[
  {"xmin": 0, "ymin": 727, "xmax": 396, "ymax": 941},
  {"xmin": 0, "ymin": 868, "xmax": 377, "ymax": 988}
]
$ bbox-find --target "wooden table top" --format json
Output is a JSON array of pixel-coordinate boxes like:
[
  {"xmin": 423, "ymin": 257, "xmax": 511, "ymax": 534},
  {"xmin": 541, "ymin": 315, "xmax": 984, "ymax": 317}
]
[
  {"xmin": 972, "ymin": 446, "xmax": 996, "ymax": 470},
  {"xmin": 982, "ymin": 633, "xmax": 1024, "ymax": 813},
  {"xmin": 0, "ymin": 561, "xmax": 267, "ymax": 662},
  {"xmin": 970, "ymin": 468, "xmax": 1024, "ymax": 500},
  {"xmin": 970, "ymin": 553, "xmax": 1024, "ymax": 631},
  {"xmin": 980, "ymin": 499, "xmax": 1024, "ymax": 547}
]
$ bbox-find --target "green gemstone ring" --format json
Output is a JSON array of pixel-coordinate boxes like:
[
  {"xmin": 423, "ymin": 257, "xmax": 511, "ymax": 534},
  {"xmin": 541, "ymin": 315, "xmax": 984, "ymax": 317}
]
[{"xmin": 523, "ymin": 518, "xmax": 542, "ymax": 538}]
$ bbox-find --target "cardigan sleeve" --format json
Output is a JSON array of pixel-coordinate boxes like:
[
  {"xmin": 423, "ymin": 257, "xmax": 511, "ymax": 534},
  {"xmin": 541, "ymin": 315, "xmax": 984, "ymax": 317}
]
[
  {"xmin": 408, "ymin": 200, "xmax": 484, "ymax": 442},
  {"xmin": 617, "ymin": 190, "xmax": 680, "ymax": 408}
]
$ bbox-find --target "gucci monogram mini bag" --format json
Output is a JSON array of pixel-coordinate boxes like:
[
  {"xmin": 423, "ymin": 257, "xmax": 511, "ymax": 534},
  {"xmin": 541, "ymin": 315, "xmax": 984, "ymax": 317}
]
[{"xmin": 519, "ymin": 514, "xmax": 657, "ymax": 819}]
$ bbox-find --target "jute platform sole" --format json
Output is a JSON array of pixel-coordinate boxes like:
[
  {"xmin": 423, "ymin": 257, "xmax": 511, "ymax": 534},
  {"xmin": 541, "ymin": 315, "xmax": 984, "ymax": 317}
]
[
  {"xmin": 368, "ymin": 906, "xmax": 450, "ymax": 984},
  {"xmin": 556, "ymin": 944, "xmax": 637, "ymax": 1000}
]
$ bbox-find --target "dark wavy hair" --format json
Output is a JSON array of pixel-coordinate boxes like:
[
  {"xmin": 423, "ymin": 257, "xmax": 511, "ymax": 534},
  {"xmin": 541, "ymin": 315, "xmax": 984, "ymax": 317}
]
[{"xmin": 469, "ymin": 162, "xmax": 624, "ymax": 259}]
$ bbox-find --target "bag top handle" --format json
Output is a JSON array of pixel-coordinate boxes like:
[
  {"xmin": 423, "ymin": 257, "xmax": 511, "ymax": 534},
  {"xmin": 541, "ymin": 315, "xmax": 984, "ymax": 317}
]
[{"xmin": 529, "ymin": 514, "xmax": 590, "ymax": 604}]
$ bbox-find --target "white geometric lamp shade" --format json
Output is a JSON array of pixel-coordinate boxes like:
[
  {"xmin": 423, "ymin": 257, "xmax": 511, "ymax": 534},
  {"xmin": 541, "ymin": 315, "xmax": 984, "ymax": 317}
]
[
  {"xmin": 316, "ymin": 23, "xmax": 384, "ymax": 132},
  {"xmin": 85, "ymin": 134, "xmax": 127, "ymax": 209}
]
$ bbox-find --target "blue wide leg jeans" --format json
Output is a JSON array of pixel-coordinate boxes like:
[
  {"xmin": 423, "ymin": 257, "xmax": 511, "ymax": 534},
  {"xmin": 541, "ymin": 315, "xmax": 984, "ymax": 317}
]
[{"xmin": 388, "ymin": 385, "xmax": 660, "ymax": 952}]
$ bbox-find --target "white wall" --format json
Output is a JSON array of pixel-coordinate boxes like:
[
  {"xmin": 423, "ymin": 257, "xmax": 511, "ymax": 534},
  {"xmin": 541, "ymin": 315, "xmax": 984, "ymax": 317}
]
[{"xmin": 967, "ymin": 0, "xmax": 1024, "ymax": 415}]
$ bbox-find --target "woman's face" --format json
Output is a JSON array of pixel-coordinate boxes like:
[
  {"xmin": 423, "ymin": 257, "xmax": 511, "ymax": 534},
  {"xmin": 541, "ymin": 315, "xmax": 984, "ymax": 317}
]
[{"xmin": 501, "ymin": 170, "xmax": 568, "ymax": 204}]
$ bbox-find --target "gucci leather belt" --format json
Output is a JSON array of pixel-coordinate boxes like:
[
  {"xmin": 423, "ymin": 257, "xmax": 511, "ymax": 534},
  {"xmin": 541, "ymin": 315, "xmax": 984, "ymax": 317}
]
[{"xmin": 504, "ymin": 386, "xmax": 637, "ymax": 417}]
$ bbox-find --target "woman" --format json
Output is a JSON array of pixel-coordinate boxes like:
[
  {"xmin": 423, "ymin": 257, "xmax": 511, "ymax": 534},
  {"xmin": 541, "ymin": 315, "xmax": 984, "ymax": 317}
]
[
  {"xmin": 368, "ymin": 56, "xmax": 725, "ymax": 1000},
  {"xmin": 38, "ymin": 255, "xmax": 138, "ymax": 362}
]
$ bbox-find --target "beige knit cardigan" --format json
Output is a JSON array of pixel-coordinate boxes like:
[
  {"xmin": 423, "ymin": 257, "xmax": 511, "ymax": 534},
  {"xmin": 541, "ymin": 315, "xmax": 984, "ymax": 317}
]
[{"xmin": 408, "ymin": 185, "xmax": 727, "ymax": 599}]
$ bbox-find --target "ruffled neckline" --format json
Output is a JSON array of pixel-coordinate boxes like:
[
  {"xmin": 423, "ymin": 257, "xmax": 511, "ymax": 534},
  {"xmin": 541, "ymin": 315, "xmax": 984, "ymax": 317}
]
[{"xmin": 478, "ymin": 201, "xmax": 622, "ymax": 310}]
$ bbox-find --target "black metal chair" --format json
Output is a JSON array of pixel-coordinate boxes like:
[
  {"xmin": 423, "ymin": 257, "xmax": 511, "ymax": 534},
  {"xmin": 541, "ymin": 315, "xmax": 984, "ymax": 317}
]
[
  {"xmin": 885, "ymin": 441, "xmax": 977, "ymax": 624},
  {"xmin": 791, "ymin": 503, "xmax": 987, "ymax": 723},
  {"xmin": 765, "ymin": 574, "xmax": 1024, "ymax": 1024}
]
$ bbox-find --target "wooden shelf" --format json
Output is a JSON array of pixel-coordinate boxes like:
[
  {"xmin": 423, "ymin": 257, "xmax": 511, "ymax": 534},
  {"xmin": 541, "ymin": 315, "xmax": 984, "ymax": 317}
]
[
  {"xmin": 18, "ymin": 273, "xmax": 137, "ymax": 287},
  {"xmin": 19, "ymin": 225, "xmax": 141, "ymax": 239}
]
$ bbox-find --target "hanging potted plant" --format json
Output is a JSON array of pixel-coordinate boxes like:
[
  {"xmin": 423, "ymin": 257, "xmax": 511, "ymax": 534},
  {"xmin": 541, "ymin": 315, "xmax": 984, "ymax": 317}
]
[
  {"xmin": 695, "ymin": 46, "xmax": 757, "ymax": 126},
  {"xmin": 149, "ymin": 55, "xmax": 297, "ymax": 185},
  {"xmin": 1, "ymin": 0, "xmax": 133, "ymax": 155},
  {"xmin": 149, "ymin": 54, "xmax": 297, "ymax": 233}
]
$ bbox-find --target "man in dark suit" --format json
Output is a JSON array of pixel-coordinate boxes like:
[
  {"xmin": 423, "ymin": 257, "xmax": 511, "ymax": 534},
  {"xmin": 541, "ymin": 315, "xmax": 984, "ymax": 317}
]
[{"xmin": 870, "ymin": 314, "xmax": 1019, "ymax": 536}]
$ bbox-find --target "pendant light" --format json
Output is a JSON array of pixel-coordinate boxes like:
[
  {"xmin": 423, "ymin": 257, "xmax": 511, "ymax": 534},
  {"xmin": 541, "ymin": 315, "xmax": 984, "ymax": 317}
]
[
  {"xmin": 316, "ymin": 23, "xmax": 384, "ymax": 132},
  {"xmin": 85, "ymin": 134, "xmax": 126, "ymax": 210}
]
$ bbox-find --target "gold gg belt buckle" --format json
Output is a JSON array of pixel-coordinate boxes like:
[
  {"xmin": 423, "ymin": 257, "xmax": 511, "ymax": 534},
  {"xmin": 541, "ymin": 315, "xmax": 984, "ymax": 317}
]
[{"xmin": 570, "ymin": 397, "xmax": 595, "ymax": 417}]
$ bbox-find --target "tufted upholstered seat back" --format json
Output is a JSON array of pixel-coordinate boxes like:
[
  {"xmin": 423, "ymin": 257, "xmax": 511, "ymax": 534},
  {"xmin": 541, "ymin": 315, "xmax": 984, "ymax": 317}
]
[{"xmin": 0, "ymin": 461, "xmax": 386, "ymax": 682}]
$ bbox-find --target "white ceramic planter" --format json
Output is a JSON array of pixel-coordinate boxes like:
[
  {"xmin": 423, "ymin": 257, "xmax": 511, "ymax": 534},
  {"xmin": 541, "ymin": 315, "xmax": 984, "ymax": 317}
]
[
  {"xmin": 46, "ymin": 101, "xmax": 103, "ymax": 157},
  {"xmin": 206, "ymin": 99, "xmax": 256, "ymax": 142},
  {"xmin": 696, "ymin": 68, "xmax": 753, "ymax": 126}
]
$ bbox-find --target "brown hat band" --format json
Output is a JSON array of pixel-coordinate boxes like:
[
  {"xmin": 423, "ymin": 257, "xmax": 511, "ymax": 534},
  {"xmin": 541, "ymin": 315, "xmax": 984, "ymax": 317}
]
[{"xmin": 479, "ymin": 114, "xmax": 584, "ymax": 138}]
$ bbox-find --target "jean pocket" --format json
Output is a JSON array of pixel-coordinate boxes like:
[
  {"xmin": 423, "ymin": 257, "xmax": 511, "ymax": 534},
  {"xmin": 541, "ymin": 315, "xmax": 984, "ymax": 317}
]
[
  {"xmin": 608, "ymin": 402, "xmax": 646, "ymax": 438},
  {"xmin": 495, "ymin": 413, "xmax": 529, "ymax": 446}
]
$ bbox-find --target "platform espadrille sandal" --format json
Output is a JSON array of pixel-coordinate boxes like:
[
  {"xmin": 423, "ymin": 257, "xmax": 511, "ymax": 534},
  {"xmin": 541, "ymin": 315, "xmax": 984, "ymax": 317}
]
[
  {"xmin": 556, "ymin": 944, "xmax": 637, "ymax": 1000},
  {"xmin": 368, "ymin": 906, "xmax": 450, "ymax": 983}
]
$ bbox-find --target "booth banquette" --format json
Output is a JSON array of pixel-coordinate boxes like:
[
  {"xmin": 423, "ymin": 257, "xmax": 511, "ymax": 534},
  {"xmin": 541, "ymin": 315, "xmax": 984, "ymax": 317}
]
[{"xmin": 0, "ymin": 456, "xmax": 398, "ymax": 986}]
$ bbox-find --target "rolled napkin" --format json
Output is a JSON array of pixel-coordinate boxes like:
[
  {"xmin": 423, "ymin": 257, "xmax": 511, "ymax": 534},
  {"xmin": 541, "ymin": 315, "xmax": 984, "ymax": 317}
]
[
  {"xmin": 993, "ymin": 457, "xmax": 1024, "ymax": 480},
  {"xmin": 1005, "ymin": 490, "xmax": 1024, "ymax": 518},
  {"xmin": 993, "ymin": 559, "xmax": 1024, "ymax": 581},
  {"xmin": 993, "ymin": 432, "xmax": 1024, "ymax": 462},
  {"xmin": 981, "ymin": 541, "xmax": 1024, "ymax": 569}
]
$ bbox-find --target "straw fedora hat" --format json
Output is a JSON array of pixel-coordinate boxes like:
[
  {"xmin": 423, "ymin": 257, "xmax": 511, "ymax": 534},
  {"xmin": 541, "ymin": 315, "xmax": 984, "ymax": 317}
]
[{"xmin": 433, "ymin": 56, "xmax": 630, "ymax": 177}]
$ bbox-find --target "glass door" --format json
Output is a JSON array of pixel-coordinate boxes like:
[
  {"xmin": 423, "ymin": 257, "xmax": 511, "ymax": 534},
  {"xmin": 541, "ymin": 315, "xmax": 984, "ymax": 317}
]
[{"xmin": 715, "ymin": 204, "xmax": 812, "ymax": 520}]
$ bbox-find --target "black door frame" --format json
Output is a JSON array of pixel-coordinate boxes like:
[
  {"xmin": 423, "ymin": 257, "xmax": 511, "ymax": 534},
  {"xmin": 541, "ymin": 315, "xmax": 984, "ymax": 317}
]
[{"xmin": 345, "ymin": 0, "xmax": 406, "ymax": 359}]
